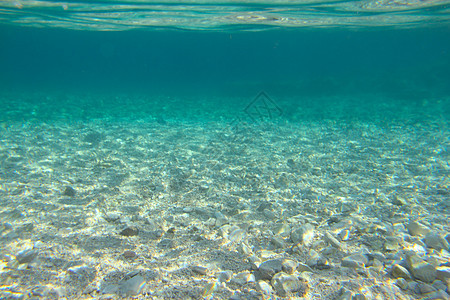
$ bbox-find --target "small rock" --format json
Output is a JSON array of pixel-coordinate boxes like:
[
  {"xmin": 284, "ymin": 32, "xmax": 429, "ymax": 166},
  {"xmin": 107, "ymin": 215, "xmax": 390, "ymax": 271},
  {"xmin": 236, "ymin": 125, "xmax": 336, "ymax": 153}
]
[
  {"xmin": 342, "ymin": 254, "xmax": 368, "ymax": 269},
  {"xmin": 67, "ymin": 265, "xmax": 96, "ymax": 286},
  {"xmin": 119, "ymin": 226, "xmax": 139, "ymax": 237},
  {"xmin": 217, "ymin": 270, "xmax": 233, "ymax": 283},
  {"xmin": 123, "ymin": 250, "xmax": 137, "ymax": 259},
  {"xmin": 432, "ymin": 280, "xmax": 447, "ymax": 292},
  {"xmin": 421, "ymin": 290, "xmax": 450, "ymax": 300},
  {"xmin": 237, "ymin": 243, "xmax": 252, "ymax": 256},
  {"xmin": 104, "ymin": 212, "xmax": 121, "ymax": 222},
  {"xmin": 231, "ymin": 271, "xmax": 255, "ymax": 285},
  {"xmin": 424, "ymin": 231, "xmax": 450, "ymax": 251},
  {"xmin": 271, "ymin": 236, "xmax": 285, "ymax": 248},
  {"xmin": 338, "ymin": 229, "xmax": 351, "ymax": 241},
  {"xmin": 228, "ymin": 227, "xmax": 246, "ymax": 243},
  {"xmin": 396, "ymin": 278, "xmax": 408, "ymax": 290},
  {"xmin": 157, "ymin": 238, "xmax": 174, "ymax": 249},
  {"xmin": 191, "ymin": 266, "xmax": 208, "ymax": 275},
  {"xmin": 335, "ymin": 287, "xmax": 353, "ymax": 300},
  {"xmin": 418, "ymin": 282, "xmax": 437, "ymax": 294},
  {"xmin": 436, "ymin": 266, "xmax": 450, "ymax": 280},
  {"xmin": 16, "ymin": 249, "xmax": 38, "ymax": 264},
  {"xmin": 291, "ymin": 223, "xmax": 315, "ymax": 245},
  {"xmin": 256, "ymin": 280, "xmax": 273, "ymax": 296},
  {"xmin": 281, "ymin": 259, "xmax": 298, "ymax": 274},
  {"xmin": 407, "ymin": 221, "xmax": 431, "ymax": 236},
  {"xmin": 271, "ymin": 272, "xmax": 307, "ymax": 297},
  {"xmin": 259, "ymin": 259, "xmax": 283, "ymax": 280},
  {"xmin": 202, "ymin": 282, "xmax": 217, "ymax": 298},
  {"xmin": 297, "ymin": 262, "xmax": 314, "ymax": 273},
  {"xmin": 118, "ymin": 275, "xmax": 146, "ymax": 297},
  {"xmin": 406, "ymin": 253, "xmax": 437, "ymax": 283},
  {"xmin": 384, "ymin": 236, "xmax": 401, "ymax": 251},
  {"xmin": 306, "ymin": 249, "xmax": 330, "ymax": 270},
  {"xmin": 63, "ymin": 186, "xmax": 76, "ymax": 197},
  {"xmin": 324, "ymin": 231, "xmax": 342, "ymax": 249},
  {"xmin": 391, "ymin": 264, "xmax": 412, "ymax": 280}
]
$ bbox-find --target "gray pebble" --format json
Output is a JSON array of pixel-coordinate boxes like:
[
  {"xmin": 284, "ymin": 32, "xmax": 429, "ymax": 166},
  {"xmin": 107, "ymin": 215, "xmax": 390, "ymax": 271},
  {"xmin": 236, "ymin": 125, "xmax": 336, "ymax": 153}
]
[
  {"xmin": 270, "ymin": 236, "xmax": 285, "ymax": 248},
  {"xmin": 191, "ymin": 265, "xmax": 208, "ymax": 275},
  {"xmin": 216, "ymin": 270, "xmax": 233, "ymax": 283},
  {"xmin": 231, "ymin": 271, "xmax": 255, "ymax": 285},
  {"xmin": 67, "ymin": 265, "xmax": 96, "ymax": 286},
  {"xmin": 418, "ymin": 282, "xmax": 437, "ymax": 294},
  {"xmin": 16, "ymin": 249, "xmax": 38, "ymax": 264},
  {"xmin": 271, "ymin": 272, "xmax": 307, "ymax": 297},
  {"xmin": 281, "ymin": 259, "xmax": 298, "ymax": 274},
  {"xmin": 436, "ymin": 266, "xmax": 450, "ymax": 280},
  {"xmin": 256, "ymin": 280, "xmax": 273, "ymax": 296},
  {"xmin": 407, "ymin": 221, "xmax": 430, "ymax": 236},
  {"xmin": 259, "ymin": 259, "xmax": 283, "ymax": 280},
  {"xmin": 406, "ymin": 253, "xmax": 436, "ymax": 283},
  {"xmin": 291, "ymin": 223, "xmax": 315, "ymax": 245},
  {"xmin": 424, "ymin": 231, "xmax": 450, "ymax": 251},
  {"xmin": 119, "ymin": 226, "xmax": 139, "ymax": 237},
  {"xmin": 325, "ymin": 231, "xmax": 342, "ymax": 249},
  {"xmin": 157, "ymin": 238, "xmax": 174, "ymax": 249},
  {"xmin": 391, "ymin": 264, "xmax": 412, "ymax": 280},
  {"xmin": 395, "ymin": 278, "xmax": 408, "ymax": 290},
  {"xmin": 118, "ymin": 275, "xmax": 146, "ymax": 296},
  {"xmin": 342, "ymin": 253, "xmax": 368, "ymax": 269},
  {"xmin": 297, "ymin": 262, "xmax": 314, "ymax": 273}
]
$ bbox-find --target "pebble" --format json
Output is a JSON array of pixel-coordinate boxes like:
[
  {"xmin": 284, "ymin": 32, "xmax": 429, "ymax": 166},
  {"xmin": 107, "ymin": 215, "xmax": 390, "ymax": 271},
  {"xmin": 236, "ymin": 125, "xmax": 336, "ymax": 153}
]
[
  {"xmin": 256, "ymin": 280, "xmax": 273, "ymax": 295},
  {"xmin": 16, "ymin": 249, "xmax": 38, "ymax": 264},
  {"xmin": 63, "ymin": 186, "xmax": 76, "ymax": 197},
  {"xmin": 118, "ymin": 275, "xmax": 146, "ymax": 297},
  {"xmin": 395, "ymin": 278, "xmax": 408, "ymax": 290},
  {"xmin": 406, "ymin": 253, "xmax": 437, "ymax": 283},
  {"xmin": 291, "ymin": 223, "xmax": 315, "ymax": 245},
  {"xmin": 271, "ymin": 272, "xmax": 307, "ymax": 297},
  {"xmin": 281, "ymin": 259, "xmax": 298, "ymax": 274},
  {"xmin": 231, "ymin": 271, "xmax": 255, "ymax": 285},
  {"xmin": 67, "ymin": 265, "xmax": 96, "ymax": 285},
  {"xmin": 157, "ymin": 238, "xmax": 174, "ymax": 249},
  {"xmin": 422, "ymin": 290, "xmax": 450, "ymax": 300},
  {"xmin": 119, "ymin": 226, "xmax": 139, "ymax": 237},
  {"xmin": 191, "ymin": 265, "xmax": 208, "ymax": 275},
  {"xmin": 297, "ymin": 262, "xmax": 314, "ymax": 273},
  {"xmin": 325, "ymin": 231, "xmax": 342, "ymax": 249},
  {"xmin": 424, "ymin": 231, "xmax": 450, "ymax": 251},
  {"xmin": 391, "ymin": 264, "xmax": 412, "ymax": 280},
  {"xmin": 259, "ymin": 259, "xmax": 283, "ymax": 280},
  {"xmin": 216, "ymin": 270, "xmax": 233, "ymax": 283},
  {"xmin": 271, "ymin": 236, "xmax": 285, "ymax": 248},
  {"xmin": 123, "ymin": 250, "xmax": 137, "ymax": 259},
  {"xmin": 407, "ymin": 221, "xmax": 431, "ymax": 236},
  {"xmin": 342, "ymin": 253, "xmax": 368, "ymax": 269},
  {"xmin": 436, "ymin": 266, "xmax": 450, "ymax": 280},
  {"xmin": 418, "ymin": 282, "xmax": 437, "ymax": 294},
  {"xmin": 306, "ymin": 249, "xmax": 330, "ymax": 269}
]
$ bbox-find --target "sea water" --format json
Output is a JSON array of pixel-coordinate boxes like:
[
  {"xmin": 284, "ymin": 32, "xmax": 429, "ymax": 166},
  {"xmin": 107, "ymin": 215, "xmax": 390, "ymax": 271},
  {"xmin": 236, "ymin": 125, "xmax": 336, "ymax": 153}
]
[{"xmin": 0, "ymin": 1, "xmax": 449, "ymax": 299}]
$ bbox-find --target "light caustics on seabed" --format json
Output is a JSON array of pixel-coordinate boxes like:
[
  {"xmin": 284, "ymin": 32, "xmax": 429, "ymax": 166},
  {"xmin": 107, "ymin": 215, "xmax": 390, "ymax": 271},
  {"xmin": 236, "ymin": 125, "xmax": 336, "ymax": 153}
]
[{"xmin": 0, "ymin": 0, "xmax": 450, "ymax": 30}]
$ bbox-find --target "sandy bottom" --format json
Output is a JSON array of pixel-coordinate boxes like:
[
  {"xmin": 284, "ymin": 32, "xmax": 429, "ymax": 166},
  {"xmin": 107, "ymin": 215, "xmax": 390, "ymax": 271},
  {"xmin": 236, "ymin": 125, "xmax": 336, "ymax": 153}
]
[{"xmin": 0, "ymin": 95, "xmax": 449, "ymax": 299}]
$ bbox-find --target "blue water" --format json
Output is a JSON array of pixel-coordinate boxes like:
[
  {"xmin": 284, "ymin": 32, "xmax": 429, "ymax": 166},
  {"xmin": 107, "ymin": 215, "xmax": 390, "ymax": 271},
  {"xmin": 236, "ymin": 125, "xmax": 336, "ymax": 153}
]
[{"xmin": 1, "ymin": 23, "xmax": 449, "ymax": 123}]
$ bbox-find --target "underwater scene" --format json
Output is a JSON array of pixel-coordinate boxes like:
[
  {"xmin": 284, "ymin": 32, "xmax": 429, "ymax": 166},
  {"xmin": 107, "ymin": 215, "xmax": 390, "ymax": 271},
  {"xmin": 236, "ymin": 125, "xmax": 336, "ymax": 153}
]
[{"xmin": 0, "ymin": 0, "xmax": 450, "ymax": 299}]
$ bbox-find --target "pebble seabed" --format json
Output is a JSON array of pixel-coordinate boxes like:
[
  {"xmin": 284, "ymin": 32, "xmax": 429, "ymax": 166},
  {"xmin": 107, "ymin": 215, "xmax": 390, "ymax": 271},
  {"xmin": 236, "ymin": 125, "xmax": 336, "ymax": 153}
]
[{"xmin": 0, "ymin": 95, "xmax": 449, "ymax": 299}]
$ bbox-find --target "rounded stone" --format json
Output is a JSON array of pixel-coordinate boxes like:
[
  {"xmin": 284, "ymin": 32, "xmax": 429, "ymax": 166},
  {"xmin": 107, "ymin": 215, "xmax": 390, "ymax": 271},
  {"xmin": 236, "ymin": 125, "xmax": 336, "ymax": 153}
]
[
  {"xmin": 259, "ymin": 259, "xmax": 283, "ymax": 280},
  {"xmin": 392, "ymin": 264, "xmax": 412, "ymax": 280},
  {"xmin": 291, "ymin": 223, "xmax": 315, "ymax": 245},
  {"xmin": 424, "ymin": 231, "xmax": 450, "ymax": 251},
  {"xmin": 271, "ymin": 272, "xmax": 307, "ymax": 297}
]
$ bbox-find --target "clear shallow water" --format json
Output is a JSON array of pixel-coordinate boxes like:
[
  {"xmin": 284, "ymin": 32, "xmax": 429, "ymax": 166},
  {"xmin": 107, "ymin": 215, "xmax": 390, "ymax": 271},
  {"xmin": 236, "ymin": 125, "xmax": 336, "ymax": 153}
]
[{"xmin": 1, "ymin": 0, "xmax": 450, "ymax": 31}]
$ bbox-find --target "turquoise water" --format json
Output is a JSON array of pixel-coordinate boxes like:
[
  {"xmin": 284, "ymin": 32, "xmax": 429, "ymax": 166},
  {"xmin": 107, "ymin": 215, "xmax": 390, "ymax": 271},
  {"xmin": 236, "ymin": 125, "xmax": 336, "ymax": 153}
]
[{"xmin": 0, "ymin": 2, "xmax": 449, "ymax": 299}]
